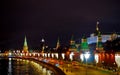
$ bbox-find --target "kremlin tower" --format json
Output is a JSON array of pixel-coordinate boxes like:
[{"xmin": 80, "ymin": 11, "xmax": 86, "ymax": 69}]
[
  {"xmin": 23, "ymin": 36, "xmax": 28, "ymax": 53},
  {"xmin": 56, "ymin": 37, "xmax": 60, "ymax": 50},
  {"xmin": 41, "ymin": 38, "xmax": 45, "ymax": 53},
  {"xmin": 81, "ymin": 35, "xmax": 89, "ymax": 52},
  {"xmin": 94, "ymin": 21, "xmax": 105, "ymax": 65},
  {"xmin": 69, "ymin": 35, "xmax": 77, "ymax": 52},
  {"xmin": 95, "ymin": 21, "xmax": 104, "ymax": 51}
]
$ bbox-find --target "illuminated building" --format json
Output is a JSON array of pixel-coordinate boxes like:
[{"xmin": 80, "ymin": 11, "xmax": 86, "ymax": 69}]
[
  {"xmin": 95, "ymin": 22, "xmax": 103, "ymax": 51},
  {"xmin": 81, "ymin": 35, "xmax": 89, "ymax": 52},
  {"xmin": 56, "ymin": 37, "xmax": 60, "ymax": 49},
  {"xmin": 69, "ymin": 35, "xmax": 80, "ymax": 61},
  {"xmin": 87, "ymin": 21, "xmax": 120, "ymax": 66},
  {"xmin": 80, "ymin": 35, "xmax": 95, "ymax": 63},
  {"xmin": 93, "ymin": 21, "xmax": 105, "ymax": 65},
  {"xmin": 69, "ymin": 35, "xmax": 78, "ymax": 52},
  {"xmin": 41, "ymin": 38, "xmax": 45, "ymax": 53},
  {"xmin": 23, "ymin": 36, "xmax": 28, "ymax": 53},
  {"xmin": 80, "ymin": 35, "xmax": 89, "ymax": 63},
  {"xmin": 79, "ymin": 21, "xmax": 120, "ymax": 65}
]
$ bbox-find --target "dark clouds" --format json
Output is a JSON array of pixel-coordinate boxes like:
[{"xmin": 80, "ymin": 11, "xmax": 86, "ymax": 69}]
[{"xmin": 1, "ymin": 0, "xmax": 120, "ymax": 49}]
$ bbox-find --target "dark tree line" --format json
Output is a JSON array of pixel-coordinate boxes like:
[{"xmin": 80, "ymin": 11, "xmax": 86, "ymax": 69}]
[{"xmin": 104, "ymin": 37, "xmax": 120, "ymax": 52}]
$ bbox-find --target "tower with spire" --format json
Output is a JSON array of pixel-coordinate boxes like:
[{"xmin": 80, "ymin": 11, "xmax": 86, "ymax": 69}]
[
  {"xmin": 56, "ymin": 37, "xmax": 60, "ymax": 49},
  {"xmin": 81, "ymin": 35, "xmax": 89, "ymax": 52},
  {"xmin": 23, "ymin": 36, "xmax": 28, "ymax": 53},
  {"xmin": 95, "ymin": 21, "xmax": 101, "ymax": 36},
  {"xmin": 95, "ymin": 21, "xmax": 103, "ymax": 51},
  {"xmin": 69, "ymin": 35, "xmax": 77, "ymax": 52},
  {"xmin": 41, "ymin": 38, "xmax": 45, "ymax": 53}
]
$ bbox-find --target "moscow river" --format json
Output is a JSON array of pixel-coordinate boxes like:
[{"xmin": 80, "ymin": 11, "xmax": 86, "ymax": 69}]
[{"xmin": 0, "ymin": 58, "xmax": 49, "ymax": 75}]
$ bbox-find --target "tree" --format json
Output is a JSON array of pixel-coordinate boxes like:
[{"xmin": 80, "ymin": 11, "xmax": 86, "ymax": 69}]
[{"xmin": 104, "ymin": 37, "xmax": 120, "ymax": 52}]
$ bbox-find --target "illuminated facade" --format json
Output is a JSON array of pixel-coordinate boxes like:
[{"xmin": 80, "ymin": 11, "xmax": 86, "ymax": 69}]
[
  {"xmin": 87, "ymin": 33, "xmax": 120, "ymax": 45},
  {"xmin": 87, "ymin": 22, "xmax": 120, "ymax": 45}
]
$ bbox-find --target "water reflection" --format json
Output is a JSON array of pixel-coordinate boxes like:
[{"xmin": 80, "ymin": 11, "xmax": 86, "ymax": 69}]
[
  {"xmin": 8, "ymin": 58, "xmax": 12, "ymax": 75},
  {"xmin": 0, "ymin": 58, "xmax": 53, "ymax": 75}
]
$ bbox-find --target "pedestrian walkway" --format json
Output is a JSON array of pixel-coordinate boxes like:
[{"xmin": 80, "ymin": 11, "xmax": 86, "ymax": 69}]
[{"xmin": 59, "ymin": 66, "xmax": 77, "ymax": 75}]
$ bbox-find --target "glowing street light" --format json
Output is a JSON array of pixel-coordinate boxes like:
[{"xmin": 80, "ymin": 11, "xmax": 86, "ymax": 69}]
[
  {"xmin": 33, "ymin": 53, "xmax": 36, "ymax": 57},
  {"xmin": 9, "ymin": 52, "xmax": 12, "ymax": 56},
  {"xmin": 80, "ymin": 54, "xmax": 84, "ymax": 62},
  {"xmin": 115, "ymin": 53, "xmax": 120, "ymax": 68},
  {"xmin": 44, "ymin": 53, "xmax": 47, "ymax": 57},
  {"xmin": 62, "ymin": 53, "xmax": 65, "ymax": 59},
  {"xmin": 70, "ymin": 52, "xmax": 74, "ymax": 61},
  {"xmin": 51, "ymin": 53, "xmax": 54, "ymax": 58},
  {"xmin": 55, "ymin": 53, "xmax": 58, "ymax": 59},
  {"xmin": 84, "ymin": 52, "xmax": 90, "ymax": 75},
  {"xmin": 84, "ymin": 52, "xmax": 90, "ymax": 59},
  {"xmin": 48, "ymin": 53, "xmax": 50, "ymax": 57},
  {"xmin": 38, "ymin": 53, "xmax": 40, "ymax": 57}
]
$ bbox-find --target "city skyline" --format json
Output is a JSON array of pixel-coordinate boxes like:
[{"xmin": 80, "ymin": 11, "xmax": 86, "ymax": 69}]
[{"xmin": 1, "ymin": 0, "xmax": 120, "ymax": 49}]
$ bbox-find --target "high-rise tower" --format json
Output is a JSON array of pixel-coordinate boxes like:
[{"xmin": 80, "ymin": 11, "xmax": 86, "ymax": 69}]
[{"xmin": 23, "ymin": 36, "xmax": 28, "ymax": 53}]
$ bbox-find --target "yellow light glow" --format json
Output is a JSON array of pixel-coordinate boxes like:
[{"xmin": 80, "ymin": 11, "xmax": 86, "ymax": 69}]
[
  {"xmin": 115, "ymin": 54, "xmax": 120, "ymax": 67},
  {"xmin": 55, "ymin": 53, "xmax": 58, "ymax": 59},
  {"xmin": 80, "ymin": 54, "xmax": 84, "ymax": 62},
  {"xmin": 95, "ymin": 54, "xmax": 99, "ymax": 63},
  {"xmin": 70, "ymin": 52, "xmax": 74, "ymax": 61},
  {"xmin": 62, "ymin": 53, "xmax": 65, "ymax": 59}
]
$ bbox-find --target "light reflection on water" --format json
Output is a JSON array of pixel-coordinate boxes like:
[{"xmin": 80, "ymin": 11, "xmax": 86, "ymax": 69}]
[
  {"xmin": 8, "ymin": 58, "xmax": 12, "ymax": 75},
  {"xmin": 0, "ymin": 58, "xmax": 52, "ymax": 75}
]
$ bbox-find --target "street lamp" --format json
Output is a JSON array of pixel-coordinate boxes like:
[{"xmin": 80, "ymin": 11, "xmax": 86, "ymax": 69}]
[
  {"xmin": 70, "ymin": 52, "xmax": 74, "ymax": 61},
  {"xmin": 62, "ymin": 53, "xmax": 65, "ymax": 60},
  {"xmin": 84, "ymin": 52, "xmax": 90, "ymax": 75}
]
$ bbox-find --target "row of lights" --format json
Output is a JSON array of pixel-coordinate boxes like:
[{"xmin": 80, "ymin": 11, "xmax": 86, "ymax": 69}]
[{"xmin": 13, "ymin": 51, "xmax": 91, "ymax": 62}]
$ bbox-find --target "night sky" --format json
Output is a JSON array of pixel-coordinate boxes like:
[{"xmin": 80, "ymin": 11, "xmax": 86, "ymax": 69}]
[{"xmin": 1, "ymin": 0, "xmax": 120, "ymax": 50}]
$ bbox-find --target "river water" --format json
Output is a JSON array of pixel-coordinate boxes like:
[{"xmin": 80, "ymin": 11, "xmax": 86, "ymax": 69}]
[{"xmin": 0, "ymin": 58, "xmax": 49, "ymax": 75}]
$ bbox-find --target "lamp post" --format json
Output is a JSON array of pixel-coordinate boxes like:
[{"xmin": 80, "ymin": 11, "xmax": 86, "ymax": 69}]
[
  {"xmin": 70, "ymin": 52, "xmax": 74, "ymax": 61},
  {"xmin": 84, "ymin": 52, "xmax": 90, "ymax": 75}
]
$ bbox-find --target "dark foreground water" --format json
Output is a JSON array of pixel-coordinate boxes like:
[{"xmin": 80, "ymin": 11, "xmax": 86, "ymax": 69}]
[{"xmin": 0, "ymin": 58, "xmax": 47, "ymax": 75}]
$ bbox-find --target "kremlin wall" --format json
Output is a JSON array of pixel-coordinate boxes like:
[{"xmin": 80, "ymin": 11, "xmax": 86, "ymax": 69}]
[
  {"xmin": 18, "ymin": 21, "xmax": 120, "ymax": 69},
  {"xmin": 68, "ymin": 21, "xmax": 120, "ymax": 68}
]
